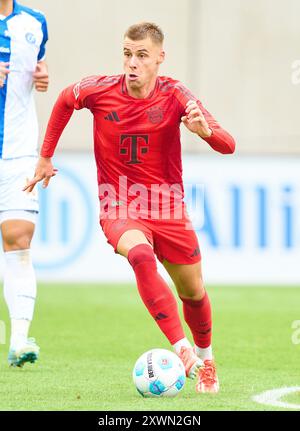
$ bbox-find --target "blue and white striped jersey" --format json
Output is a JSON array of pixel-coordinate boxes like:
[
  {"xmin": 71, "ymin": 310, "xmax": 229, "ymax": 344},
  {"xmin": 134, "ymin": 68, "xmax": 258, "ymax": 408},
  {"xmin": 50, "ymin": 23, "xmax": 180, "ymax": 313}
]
[{"xmin": 0, "ymin": 0, "xmax": 48, "ymax": 159}]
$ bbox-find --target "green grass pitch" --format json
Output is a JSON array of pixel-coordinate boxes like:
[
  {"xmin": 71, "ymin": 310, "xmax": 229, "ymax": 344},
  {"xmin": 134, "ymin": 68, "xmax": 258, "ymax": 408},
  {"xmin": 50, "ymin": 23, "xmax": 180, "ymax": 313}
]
[{"xmin": 0, "ymin": 283, "xmax": 299, "ymax": 411}]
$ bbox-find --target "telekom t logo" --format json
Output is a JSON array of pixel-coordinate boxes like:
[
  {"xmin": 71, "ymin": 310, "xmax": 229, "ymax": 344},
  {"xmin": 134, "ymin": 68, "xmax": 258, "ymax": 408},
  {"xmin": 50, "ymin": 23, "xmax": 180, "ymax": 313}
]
[{"xmin": 120, "ymin": 134, "xmax": 149, "ymax": 165}]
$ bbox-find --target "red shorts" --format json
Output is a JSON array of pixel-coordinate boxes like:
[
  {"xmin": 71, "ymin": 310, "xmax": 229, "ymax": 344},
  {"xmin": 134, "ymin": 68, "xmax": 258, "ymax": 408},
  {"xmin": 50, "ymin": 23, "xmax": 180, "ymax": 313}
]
[{"xmin": 100, "ymin": 209, "xmax": 201, "ymax": 265}]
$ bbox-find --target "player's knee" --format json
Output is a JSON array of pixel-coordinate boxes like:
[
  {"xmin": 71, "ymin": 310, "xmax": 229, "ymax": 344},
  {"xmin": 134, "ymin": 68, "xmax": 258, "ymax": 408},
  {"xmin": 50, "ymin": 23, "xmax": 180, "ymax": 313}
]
[
  {"xmin": 128, "ymin": 244, "xmax": 156, "ymax": 269},
  {"xmin": 179, "ymin": 282, "xmax": 206, "ymax": 302},
  {"xmin": 180, "ymin": 291, "xmax": 205, "ymax": 302},
  {"xmin": 2, "ymin": 229, "xmax": 32, "ymax": 251},
  {"xmin": 175, "ymin": 269, "xmax": 205, "ymax": 301}
]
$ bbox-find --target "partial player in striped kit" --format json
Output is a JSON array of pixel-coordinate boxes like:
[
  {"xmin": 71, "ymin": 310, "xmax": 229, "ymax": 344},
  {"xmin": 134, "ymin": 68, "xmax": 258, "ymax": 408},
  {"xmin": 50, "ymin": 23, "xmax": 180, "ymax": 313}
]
[{"xmin": 0, "ymin": 0, "xmax": 49, "ymax": 367}]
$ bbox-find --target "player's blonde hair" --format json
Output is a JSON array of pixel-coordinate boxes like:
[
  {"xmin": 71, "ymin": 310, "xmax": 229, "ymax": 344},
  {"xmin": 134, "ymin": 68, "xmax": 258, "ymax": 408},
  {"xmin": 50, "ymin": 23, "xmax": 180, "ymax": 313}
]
[{"xmin": 124, "ymin": 22, "xmax": 164, "ymax": 45}]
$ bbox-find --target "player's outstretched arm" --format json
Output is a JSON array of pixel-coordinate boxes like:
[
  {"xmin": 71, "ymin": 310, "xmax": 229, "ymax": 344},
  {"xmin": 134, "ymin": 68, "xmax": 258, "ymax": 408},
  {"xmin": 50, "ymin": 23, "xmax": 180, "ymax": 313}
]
[
  {"xmin": 23, "ymin": 85, "xmax": 78, "ymax": 192},
  {"xmin": 24, "ymin": 78, "xmax": 96, "ymax": 192}
]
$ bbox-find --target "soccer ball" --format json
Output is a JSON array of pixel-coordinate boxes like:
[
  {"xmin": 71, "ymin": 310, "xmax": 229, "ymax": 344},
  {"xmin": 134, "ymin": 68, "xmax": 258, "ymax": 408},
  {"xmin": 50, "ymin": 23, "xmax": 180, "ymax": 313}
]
[{"xmin": 132, "ymin": 348, "xmax": 186, "ymax": 397}]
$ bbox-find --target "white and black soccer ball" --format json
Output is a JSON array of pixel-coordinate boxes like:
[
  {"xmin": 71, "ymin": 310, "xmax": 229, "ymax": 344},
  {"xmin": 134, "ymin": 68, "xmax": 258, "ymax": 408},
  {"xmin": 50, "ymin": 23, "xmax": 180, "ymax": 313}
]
[{"xmin": 132, "ymin": 348, "xmax": 186, "ymax": 397}]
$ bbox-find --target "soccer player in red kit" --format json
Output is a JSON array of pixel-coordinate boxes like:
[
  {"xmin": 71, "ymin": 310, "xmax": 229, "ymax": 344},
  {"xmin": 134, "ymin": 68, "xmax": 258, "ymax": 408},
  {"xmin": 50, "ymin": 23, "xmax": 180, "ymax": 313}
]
[{"xmin": 25, "ymin": 22, "xmax": 235, "ymax": 393}]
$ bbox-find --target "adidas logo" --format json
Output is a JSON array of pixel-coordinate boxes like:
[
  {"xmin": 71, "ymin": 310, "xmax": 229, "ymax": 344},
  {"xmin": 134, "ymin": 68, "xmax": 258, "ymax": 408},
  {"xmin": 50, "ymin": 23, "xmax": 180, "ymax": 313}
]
[
  {"xmin": 104, "ymin": 111, "xmax": 120, "ymax": 122},
  {"xmin": 155, "ymin": 313, "xmax": 168, "ymax": 321},
  {"xmin": 199, "ymin": 328, "xmax": 212, "ymax": 335},
  {"xmin": 190, "ymin": 247, "xmax": 200, "ymax": 257}
]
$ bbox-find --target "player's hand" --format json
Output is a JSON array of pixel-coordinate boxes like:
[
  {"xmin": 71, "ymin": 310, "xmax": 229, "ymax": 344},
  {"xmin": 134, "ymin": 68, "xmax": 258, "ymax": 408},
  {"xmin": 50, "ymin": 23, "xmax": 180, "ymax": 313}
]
[
  {"xmin": 0, "ymin": 62, "xmax": 10, "ymax": 88},
  {"xmin": 33, "ymin": 61, "xmax": 49, "ymax": 92},
  {"xmin": 23, "ymin": 157, "xmax": 58, "ymax": 192},
  {"xmin": 181, "ymin": 100, "xmax": 212, "ymax": 138}
]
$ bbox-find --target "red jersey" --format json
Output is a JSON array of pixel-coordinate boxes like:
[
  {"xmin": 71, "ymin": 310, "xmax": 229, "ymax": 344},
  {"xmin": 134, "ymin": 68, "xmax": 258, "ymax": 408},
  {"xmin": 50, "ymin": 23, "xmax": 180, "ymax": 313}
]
[{"xmin": 41, "ymin": 74, "xmax": 235, "ymax": 218}]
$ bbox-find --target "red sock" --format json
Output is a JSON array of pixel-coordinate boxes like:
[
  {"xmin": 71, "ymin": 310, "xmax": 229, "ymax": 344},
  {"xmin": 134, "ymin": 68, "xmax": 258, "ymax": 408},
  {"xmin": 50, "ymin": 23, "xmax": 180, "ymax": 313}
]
[
  {"xmin": 180, "ymin": 292, "xmax": 212, "ymax": 348},
  {"xmin": 128, "ymin": 244, "xmax": 185, "ymax": 345}
]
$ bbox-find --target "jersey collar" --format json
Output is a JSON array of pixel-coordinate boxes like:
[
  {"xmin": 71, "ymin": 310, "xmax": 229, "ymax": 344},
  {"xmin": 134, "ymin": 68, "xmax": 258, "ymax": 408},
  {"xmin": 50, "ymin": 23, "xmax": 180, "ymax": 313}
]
[{"xmin": 121, "ymin": 74, "xmax": 159, "ymax": 100}]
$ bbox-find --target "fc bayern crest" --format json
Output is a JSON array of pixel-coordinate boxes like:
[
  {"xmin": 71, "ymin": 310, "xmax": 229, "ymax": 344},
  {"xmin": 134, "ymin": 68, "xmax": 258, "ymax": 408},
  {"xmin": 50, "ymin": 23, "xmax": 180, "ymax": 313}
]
[{"xmin": 147, "ymin": 106, "xmax": 164, "ymax": 124}]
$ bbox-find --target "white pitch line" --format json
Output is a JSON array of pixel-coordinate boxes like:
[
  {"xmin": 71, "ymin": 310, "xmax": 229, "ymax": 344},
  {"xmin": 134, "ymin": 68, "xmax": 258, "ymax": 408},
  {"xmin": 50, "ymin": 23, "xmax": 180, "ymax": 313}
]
[{"xmin": 252, "ymin": 387, "xmax": 300, "ymax": 410}]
